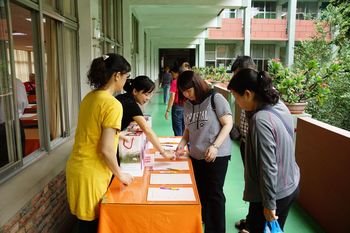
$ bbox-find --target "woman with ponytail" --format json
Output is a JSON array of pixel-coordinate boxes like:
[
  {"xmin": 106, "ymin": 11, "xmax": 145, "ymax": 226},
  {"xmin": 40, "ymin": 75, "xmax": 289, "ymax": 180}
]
[
  {"xmin": 116, "ymin": 75, "xmax": 175, "ymax": 160},
  {"xmin": 66, "ymin": 53, "xmax": 133, "ymax": 233},
  {"xmin": 227, "ymin": 69, "xmax": 300, "ymax": 233}
]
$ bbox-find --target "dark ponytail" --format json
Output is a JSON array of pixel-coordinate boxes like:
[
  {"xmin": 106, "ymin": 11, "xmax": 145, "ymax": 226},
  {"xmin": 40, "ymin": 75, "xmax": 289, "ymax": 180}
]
[
  {"xmin": 87, "ymin": 53, "xmax": 131, "ymax": 89},
  {"xmin": 123, "ymin": 75, "xmax": 155, "ymax": 94},
  {"xmin": 227, "ymin": 68, "xmax": 279, "ymax": 105}
]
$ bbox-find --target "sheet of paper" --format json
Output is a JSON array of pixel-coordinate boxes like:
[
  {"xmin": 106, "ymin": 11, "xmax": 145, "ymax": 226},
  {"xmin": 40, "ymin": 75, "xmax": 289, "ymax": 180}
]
[
  {"xmin": 21, "ymin": 113, "xmax": 36, "ymax": 118},
  {"xmin": 152, "ymin": 161, "xmax": 189, "ymax": 171},
  {"xmin": 147, "ymin": 187, "xmax": 195, "ymax": 201},
  {"xmin": 159, "ymin": 137, "xmax": 181, "ymax": 144},
  {"xmin": 150, "ymin": 174, "xmax": 192, "ymax": 184}
]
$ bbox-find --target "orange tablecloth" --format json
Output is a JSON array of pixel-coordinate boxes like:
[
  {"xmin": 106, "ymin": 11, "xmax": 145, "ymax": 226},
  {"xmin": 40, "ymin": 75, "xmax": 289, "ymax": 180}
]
[{"xmin": 98, "ymin": 157, "xmax": 203, "ymax": 233}]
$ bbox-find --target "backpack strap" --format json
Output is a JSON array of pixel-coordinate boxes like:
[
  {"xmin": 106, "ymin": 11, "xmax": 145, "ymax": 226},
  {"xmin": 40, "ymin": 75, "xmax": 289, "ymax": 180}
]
[{"xmin": 211, "ymin": 91, "xmax": 217, "ymax": 112}]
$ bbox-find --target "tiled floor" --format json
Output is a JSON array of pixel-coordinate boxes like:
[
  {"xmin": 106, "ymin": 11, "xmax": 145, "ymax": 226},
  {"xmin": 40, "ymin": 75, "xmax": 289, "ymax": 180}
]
[{"xmin": 71, "ymin": 90, "xmax": 325, "ymax": 233}]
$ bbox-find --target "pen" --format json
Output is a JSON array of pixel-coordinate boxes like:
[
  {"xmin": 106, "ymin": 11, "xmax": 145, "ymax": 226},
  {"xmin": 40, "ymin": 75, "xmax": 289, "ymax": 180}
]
[
  {"xmin": 167, "ymin": 168, "xmax": 181, "ymax": 171},
  {"xmin": 160, "ymin": 186, "xmax": 179, "ymax": 190}
]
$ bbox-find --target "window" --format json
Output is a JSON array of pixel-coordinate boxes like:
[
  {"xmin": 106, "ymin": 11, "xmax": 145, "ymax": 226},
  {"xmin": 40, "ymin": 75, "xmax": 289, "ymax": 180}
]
[
  {"xmin": 10, "ymin": 4, "xmax": 41, "ymax": 159},
  {"xmin": 63, "ymin": 26, "xmax": 79, "ymax": 133},
  {"xmin": 1, "ymin": 0, "xmax": 79, "ymax": 181},
  {"xmin": 252, "ymin": 1, "xmax": 276, "ymax": 19},
  {"xmin": 296, "ymin": 2, "xmax": 318, "ymax": 20},
  {"xmin": 251, "ymin": 44, "xmax": 275, "ymax": 71},
  {"xmin": 205, "ymin": 44, "xmax": 235, "ymax": 70}
]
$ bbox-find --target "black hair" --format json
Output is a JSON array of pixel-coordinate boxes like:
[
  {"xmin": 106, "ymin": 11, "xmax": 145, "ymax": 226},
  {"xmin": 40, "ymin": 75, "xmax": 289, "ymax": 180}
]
[
  {"xmin": 123, "ymin": 75, "xmax": 155, "ymax": 94},
  {"xmin": 177, "ymin": 70, "xmax": 211, "ymax": 103},
  {"xmin": 227, "ymin": 68, "xmax": 279, "ymax": 105},
  {"xmin": 87, "ymin": 53, "xmax": 131, "ymax": 89},
  {"xmin": 170, "ymin": 65, "xmax": 180, "ymax": 73},
  {"xmin": 231, "ymin": 55, "xmax": 256, "ymax": 73}
]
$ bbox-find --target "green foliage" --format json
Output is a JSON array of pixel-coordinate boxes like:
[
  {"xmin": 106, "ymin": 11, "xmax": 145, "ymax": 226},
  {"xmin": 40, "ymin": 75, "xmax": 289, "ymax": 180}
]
[
  {"xmin": 292, "ymin": 2, "xmax": 350, "ymax": 131},
  {"xmin": 268, "ymin": 59, "xmax": 336, "ymax": 104},
  {"xmin": 192, "ymin": 66, "xmax": 231, "ymax": 83}
]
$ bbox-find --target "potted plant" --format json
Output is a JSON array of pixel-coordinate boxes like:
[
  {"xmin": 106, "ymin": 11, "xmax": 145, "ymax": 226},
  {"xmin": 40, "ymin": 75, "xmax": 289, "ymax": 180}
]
[
  {"xmin": 192, "ymin": 66, "xmax": 231, "ymax": 84},
  {"xmin": 268, "ymin": 59, "xmax": 338, "ymax": 114}
]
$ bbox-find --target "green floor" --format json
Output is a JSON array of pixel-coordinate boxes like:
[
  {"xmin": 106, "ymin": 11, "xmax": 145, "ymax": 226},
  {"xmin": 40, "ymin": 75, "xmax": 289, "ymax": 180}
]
[{"xmin": 145, "ymin": 90, "xmax": 325, "ymax": 233}]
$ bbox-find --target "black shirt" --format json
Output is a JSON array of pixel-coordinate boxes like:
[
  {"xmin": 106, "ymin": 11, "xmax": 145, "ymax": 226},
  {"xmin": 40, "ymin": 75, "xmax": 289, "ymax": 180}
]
[{"xmin": 116, "ymin": 93, "xmax": 143, "ymax": 130}]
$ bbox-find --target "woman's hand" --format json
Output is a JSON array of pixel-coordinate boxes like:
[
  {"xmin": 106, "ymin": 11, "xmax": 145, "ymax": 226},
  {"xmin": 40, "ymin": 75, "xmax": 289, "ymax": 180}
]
[
  {"xmin": 204, "ymin": 145, "xmax": 218, "ymax": 162},
  {"xmin": 161, "ymin": 150, "xmax": 176, "ymax": 160},
  {"xmin": 263, "ymin": 207, "xmax": 278, "ymax": 222},
  {"xmin": 175, "ymin": 147, "xmax": 187, "ymax": 158},
  {"xmin": 165, "ymin": 110, "xmax": 170, "ymax": 120},
  {"xmin": 117, "ymin": 172, "xmax": 134, "ymax": 185}
]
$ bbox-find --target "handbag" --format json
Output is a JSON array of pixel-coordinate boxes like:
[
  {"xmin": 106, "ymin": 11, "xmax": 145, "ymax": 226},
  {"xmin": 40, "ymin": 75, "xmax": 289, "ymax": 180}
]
[{"xmin": 264, "ymin": 220, "xmax": 284, "ymax": 233}]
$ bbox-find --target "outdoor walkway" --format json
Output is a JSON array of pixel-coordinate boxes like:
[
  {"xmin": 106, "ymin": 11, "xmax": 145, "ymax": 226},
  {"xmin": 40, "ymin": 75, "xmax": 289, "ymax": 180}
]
[{"xmin": 71, "ymin": 90, "xmax": 325, "ymax": 233}]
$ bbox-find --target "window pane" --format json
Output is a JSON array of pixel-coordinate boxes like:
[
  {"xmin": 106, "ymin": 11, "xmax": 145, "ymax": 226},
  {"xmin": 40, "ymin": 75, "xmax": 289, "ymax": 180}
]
[
  {"xmin": 63, "ymin": 0, "xmax": 77, "ymax": 19},
  {"xmin": 43, "ymin": 16, "xmax": 63, "ymax": 141},
  {"xmin": 10, "ymin": 3, "xmax": 40, "ymax": 157},
  {"xmin": 63, "ymin": 27, "xmax": 79, "ymax": 132}
]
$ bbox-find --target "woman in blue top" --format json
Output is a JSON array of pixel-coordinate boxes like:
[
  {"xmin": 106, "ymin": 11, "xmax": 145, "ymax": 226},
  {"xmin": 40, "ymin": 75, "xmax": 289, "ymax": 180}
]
[
  {"xmin": 175, "ymin": 70, "xmax": 233, "ymax": 233},
  {"xmin": 227, "ymin": 69, "xmax": 300, "ymax": 233}
]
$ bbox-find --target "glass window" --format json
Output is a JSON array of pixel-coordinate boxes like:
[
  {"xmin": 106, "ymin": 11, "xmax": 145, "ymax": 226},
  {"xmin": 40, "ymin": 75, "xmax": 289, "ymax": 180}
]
[
  {"xmin": 63, "ymin": 27, "xmax": 79, "ymax": 132},
  {"xmin": 205, "ymin": 44, "xmax": 235, "ymax": 70},
  {"xmin": 251, "ymin": 44, "xmax": 275, "ymax": 70},
  {"xmin": 43, "ymin": 0, "xmax": 58, "ymax": 11},
  {"xmin": 252, "ymin": 1, "xmax": 276, "ymax": 19},
  {"xmin": 63, "ymin": 0, "xmax": 77, "ymax": 19},
  {"xmin": 43, "ymin": 16, "xmax": 63, "ymax": 142},
  {"xmin": 10, "ymin": 3, "xmax": 41, "ymax": 157}
]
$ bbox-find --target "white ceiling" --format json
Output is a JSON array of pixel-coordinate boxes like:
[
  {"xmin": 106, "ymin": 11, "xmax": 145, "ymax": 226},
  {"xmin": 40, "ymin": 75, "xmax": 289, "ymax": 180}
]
[{"xmin": 128, "ymin": 0, "xmax": 245, "ymax": 48}]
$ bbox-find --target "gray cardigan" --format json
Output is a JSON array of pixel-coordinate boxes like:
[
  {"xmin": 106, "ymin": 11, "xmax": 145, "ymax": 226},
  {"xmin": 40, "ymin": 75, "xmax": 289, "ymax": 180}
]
[{"xmin": 243, "ymin": 100, "xmax": 300, "ymax": 209}]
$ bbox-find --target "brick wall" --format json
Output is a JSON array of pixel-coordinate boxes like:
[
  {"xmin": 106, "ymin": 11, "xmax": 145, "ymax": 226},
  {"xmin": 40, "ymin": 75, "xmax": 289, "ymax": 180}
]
[{"xmin": 0, "ymin": 171, "xmax": 73, "ymax": 233}]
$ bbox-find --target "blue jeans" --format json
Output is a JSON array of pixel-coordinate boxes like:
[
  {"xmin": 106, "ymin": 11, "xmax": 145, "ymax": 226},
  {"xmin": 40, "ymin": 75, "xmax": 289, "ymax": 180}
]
[
  {"xmin": 163, "ymin": 84, "xmax": 170, "ymax": 103},
  {"xmin": 171, "ymin": 104, "xmax": 184, "ymax": 136}
]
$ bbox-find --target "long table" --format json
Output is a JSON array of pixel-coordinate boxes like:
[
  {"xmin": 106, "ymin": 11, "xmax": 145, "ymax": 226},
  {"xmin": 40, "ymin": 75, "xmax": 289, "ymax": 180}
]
[{"xmin": 98, "ymin": 144, "xmax": 203, "ymax": 233}]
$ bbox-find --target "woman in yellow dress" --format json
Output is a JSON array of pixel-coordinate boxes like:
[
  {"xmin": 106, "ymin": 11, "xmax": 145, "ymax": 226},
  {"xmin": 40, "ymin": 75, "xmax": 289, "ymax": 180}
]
[{"xmin": 66, "ymin": 53, "xmax": 133, "ymax": 233}]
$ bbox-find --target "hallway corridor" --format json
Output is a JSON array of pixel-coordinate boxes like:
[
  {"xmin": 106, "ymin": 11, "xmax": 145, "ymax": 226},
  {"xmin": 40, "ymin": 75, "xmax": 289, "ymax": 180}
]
[{"xmin": 71, "ymin": 90, "xmax": 325, "ymax": 233}]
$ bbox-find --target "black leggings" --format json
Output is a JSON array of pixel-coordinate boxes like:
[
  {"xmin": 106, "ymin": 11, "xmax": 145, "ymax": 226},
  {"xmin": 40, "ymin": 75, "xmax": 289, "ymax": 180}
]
[
  {"xmin": 78, "ymin": 219, "xmax": 98, "ymax": 233},
  {"xmin": 246, "ymin": 186, "xmax": 300, "ymax": 233}
]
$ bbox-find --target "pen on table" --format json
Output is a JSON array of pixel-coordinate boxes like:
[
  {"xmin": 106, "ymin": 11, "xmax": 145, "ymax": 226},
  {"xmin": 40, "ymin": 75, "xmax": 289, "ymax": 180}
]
[
  {"xmin": 160, "ymin": 186, "xmax": 179, "ymax": 190},
  {"xmin": 167, "ymin": 168, "xmax": 181, "ymax": 171}
]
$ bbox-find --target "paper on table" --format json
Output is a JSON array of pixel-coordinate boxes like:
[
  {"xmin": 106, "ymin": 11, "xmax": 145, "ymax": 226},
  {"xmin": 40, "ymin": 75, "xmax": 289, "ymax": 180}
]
[
  {"xmin": 159, "ymin": 137, "xmax": 181, "ymax": 144},
  {"xmin": 21, "ymin": 113, "xmax": 36, "ymax": 118},
  {"xmin": 147, "ymin": 187, "xmax": 195, "ymax": 201},
  {"xmin": 152, "ymin": 161, "xmax": 189, "ymax": 171},
  {"xmin": 150, "ymin": 174, "xmax": 192, "ymax": 184}
]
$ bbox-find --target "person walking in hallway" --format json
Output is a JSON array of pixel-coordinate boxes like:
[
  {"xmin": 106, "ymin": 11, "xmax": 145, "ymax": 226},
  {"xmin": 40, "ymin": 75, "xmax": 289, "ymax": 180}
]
[
  {"xmin": 165, "ymin": 66, "xmax": 184, "ymax": 136},
  {"xmin": 160, "ymin": 66, "xmax": 172, "ymax": 104}
]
